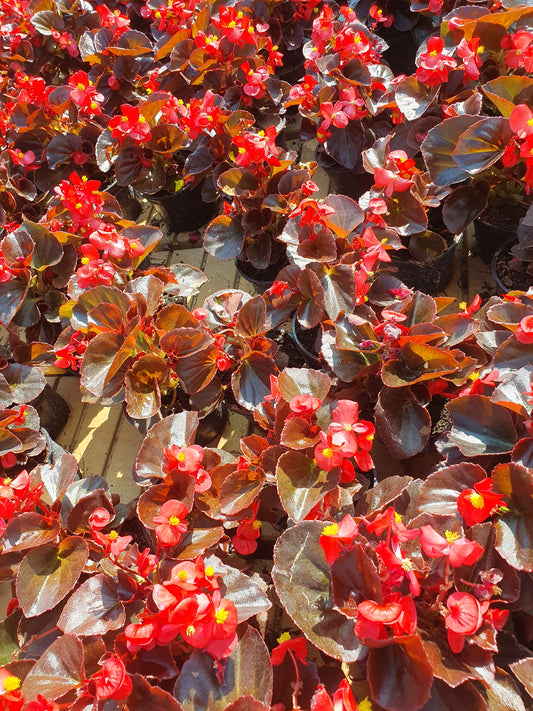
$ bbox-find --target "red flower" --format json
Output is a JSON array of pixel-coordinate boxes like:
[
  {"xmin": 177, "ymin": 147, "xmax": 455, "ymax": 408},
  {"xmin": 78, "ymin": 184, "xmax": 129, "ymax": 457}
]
[
  {"xmin": 319, "ymin": 514, "xmax": 359, "ymax": 565},
  {"xmin": 153, "ymin": 499, "xmax": 189, "ymax": 548},
  {"xmin": 92, "ymin": 655, "xmax": 132, "ymax": 701},
  {"xmin": 108, "ymin": 104, "xmax": 152, "ymax": 144},
  {"xmin": 212, "ymin": 6, "xmax": 256, "ymax": 47},
  {"xmin": 233, "ymin": 502, "xmax": 261, "ymax": 555},
  {"xmin": 419, "ymin": 526, "xmax": 483, "ymax": 567},
  {"xmin": 290, "ymin": 394, "xmax": 322, "ymax": 417},
  {"xmin": 162, "ymin": 444, "xmax": 211, "ymax": 492},
  {"xmin": 445, "ymin": 592, "xmax": 482, "ymax": 653},
  {"xmin": 0, "ymin": 669, "xmax": 24, "ymax": 711},
  {"xmin": 502, "ymin": 31, "xmax": 533, "ymax": 73},
  {"xmin": 311, "ymin": 679, "xmax": 370, "ymax": 711},
  {"xmin": 0, "ymin": 257, "xmax": 12, "ymax": 283},
  {"xmin": 457, "ymin": 477, "xmax": 505, "ymax": 526},
  {"xmin": 315, "ymin": 430, "xmax": 344, "ymax": 471},
  {"xmin": 457, "ymin": 38, "xmax": 483, "ymax": 82},
  {"xmin": 374, "ymin": 150, "xmax": 418, "ymax": 197},
  {"xmin": 354, "ymin": 596, "xmax": 416, "ymax": 642},
  {"xmin": 68, "ymin": 70, "xmax": 103, "ymax": 115},
  {"xmin": 271, "ymin": 632, "xmax": 308, "ymax": 666},
  {"xmin": 416, "ymin": 36, "xmax": 457, "ymax": 86},
  {"xmin": 515, "ymin": 314, "xmax": 533, "ymax": 344}
]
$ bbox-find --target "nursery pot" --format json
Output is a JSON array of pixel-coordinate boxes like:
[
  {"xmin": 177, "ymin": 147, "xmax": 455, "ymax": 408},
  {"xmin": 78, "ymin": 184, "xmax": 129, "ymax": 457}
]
[
  {"xmin": 108, "ymin": 185, "xmax": 142, "ymax": 222},
  {"xmin": 387, "ymin": 233, "xmax": 462, "ymax": 295},
  {"xmin": 126, "ymin": 402, "xmax": 228, "ymax": 445},
  {"xmin": 315, "ymin": 146, "xmax": 374, "ymax": 201},
  {"xmin": 474, "ymin": 205, "xmax": 525, "ymax": 264},
  {"xmin": 491, "ymin": 237, "xmax": 533, "ymax": 295},
  {"xmin": 235, "ymin": 251, "xmax": 289, "ymax": 293},
  {"xmin": 290, "ymin": 313, "xmax": 321, "ymax": 367},
  {"xmin": 140, "ymin": 181, "xmax": 217, "ymax": 233}
]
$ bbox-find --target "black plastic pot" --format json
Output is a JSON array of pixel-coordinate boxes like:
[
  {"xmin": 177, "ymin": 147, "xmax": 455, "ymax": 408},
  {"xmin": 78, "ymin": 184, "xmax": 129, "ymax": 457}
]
[
  {"xmin": 126, "ymin": 403, "xmax": 228, "ymax": 445},
  {"xmin": 388, "ymin": 234, "xmax": 461, "ymax": 295},
  {"xmin": 108, "ymin": 185, "xmax": 142, "ymax": 221},
  {"xmin": 491, "ymin": 237, "xmax": 533, "ymax": 294},
  {"xmin": 140, "ymin": 181, "xmax": 217, "ymax": 233},
  {"xmin": 235, "ymin": 252, "xmax": 289, "ymax": 292},
  {"xmin": 290, "ymin": 313, "xmax": 321, "ymax": 367},
  {"xmin": 474, "ymin": 214, "xmax": 521, "ymax": 264},
  {"xmin": 315, "ymin": 146, "xmax": 374, "ymax": 201}
]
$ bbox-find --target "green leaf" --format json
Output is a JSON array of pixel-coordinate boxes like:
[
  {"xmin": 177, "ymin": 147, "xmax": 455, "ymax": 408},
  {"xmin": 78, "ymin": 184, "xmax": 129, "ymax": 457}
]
[
  {"xmin": 204, "ymin": 215, "xmax": 245, "ymax": 261},
  {"xmin": 375, "ymin": 387, "xmax": 431, "ymax": 459},
  {"xmin": 218, "ymin": 169, "xmax": 261, "ymax": 197},
  {"xmin": 417, "ymin": 463, "xmax": 489, "ymax": 516},
  {"xmin": 3, "ymin": 513, "xmax": 59, "ymax": 552},
  {"xmin": 395, "ymin": 76, "xmax": 439, "ymax": 121},
  {"xmin": 277, "ymin": 450, "xmax": 338, "ymax": 522},
  {"xmin": 308, "ymin": 263, "xmax": 356, "ymax": 320},
  {"xmin": 135, "ymin": 412, "xmax": 199, "ymax": 482},
  {"xmin": 381, "ymin": 343, "xmax": 460, "ymax": 387},
  {"xmin": 421, "ymin": 116, "xmax": 478, "ymax": 185},
  {"xmin": 272, "ymin": 521, "xmax": 366, "ymax": 662},
  {"xmin": 16, "ymin": 537, "xmax": 89, "ymax": 617},
  {"xmin": 483, "ymin": 76, "xmax": 533, "ymax": 118},
  {"xmin": 174, "ymin": 626, "xmax": 273, "ymax": 711},
  {"xmin": 127, "ymin": 674, "xmax": 183, "ymax": 710},
  {"xmin": 452, "ymin": 117, "xmax": 513, "ymax": 175},
  {"xmin": 22, "ymin": 634, "xmax": 84, "ymax": 701},
  {"xmin": 277, "ymin": 367, "xmax": 331, "ymax": 403},
  {"xmin": 447, "ymin": 395, "xmax": 517, "ymax": 456},
  {"xmin": 493, "ymin": 463, "xmax": 533, "ymax": 572},
  {"xmin": 0, "ymin": 273, "xmax": 29, "ymax": 326},
  {"xmin": 297, "ymin": 268, "xmax": 326, "ymax": 328},
  {"xmin": 57, "ymin": 574, "xmax": 126, "ymax": 636},
  {"xmin": 368, "ymin": 636, "xmax": 433, "ymax": 711},
  {"xmin": 231, "ymin": 352, "xmax": 277, "ymax": 411}
]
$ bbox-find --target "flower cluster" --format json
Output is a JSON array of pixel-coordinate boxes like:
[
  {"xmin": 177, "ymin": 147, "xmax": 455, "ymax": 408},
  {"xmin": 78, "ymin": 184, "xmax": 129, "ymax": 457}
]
[{"xmin": 125, "ymin": 556, "xmax": 238, "ymax": 660}]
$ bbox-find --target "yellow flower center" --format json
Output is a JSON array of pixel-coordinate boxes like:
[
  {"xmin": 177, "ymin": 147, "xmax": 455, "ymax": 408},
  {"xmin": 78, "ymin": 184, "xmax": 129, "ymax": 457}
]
[
  {"xmin": 109, "ymin": 530, "xmax": 118, "ymax": 540},
  {"xmin": 322, "ymin": 523, "xmax": 338, "ymax": 536},
  {"xmin": 186, "ymin": 624, "xmax": 195, "ymax": 636},
  {"xmin": 3, "ymin": 676, "xmax": 20, "ymax": 692},
  {"xmin": 277, "ymin": 631, "xmax": 291, "ymax": 644},
  {"xmin": 252, "ymin": 520, "xmax": 262, "ymax": 530},
  {"xmin": 177, "ymin": 451, "xmax": 187, "ymax": 462},
  {"xmin": 394, "ymin": 512, "xmax": 402, "ymax": 523},
  {"xmin": 81, "ymin": 257, "xmax": 90, "ymax": 265},
  {"xmin": 238, "ymin": 147, "xmax": 246, "ymax": 154},
  {"xmin": 358, "ymin": 699, "xmax": 373, "ymax": 711},
  {"xmin": 401, "ymin": 558, "xmax": 414, "ymax": 572},
  {"xmin": 205, "ymin": 566, "xmax": 214, "ymax": 577},
  {"xmin": 77, "ymin": 82, "xmax": 85, "ymax": 90},
  {"xmin": 445, "ymin": 530, "xmax": 459, "ymax": 542},
  {"xmin": 228, "ymin": 20, "xmax": 236, "ymax": 27},
  {"xmin": 178, "ymin": 570, "xmax": 187, "ymax": 581},
  {"xmin": 75, "ymin": 203, "xmax": 82, "ymax": 209},
  {"xmin": 469, "ymin": 492, "xmax": 485, "ymax": 509},
  {"xmin": 169, "ymin": 516, "xmax": 181, "ymax": 526},
  {"xmin": 216, "ymin": 608, "xmax": 229, "ymax": 624},
  {"xmin": 90, "ymin": 102, "xmax": 98, "ymax": 109},
  {"xmin": 138, "ymin": 116, "xmax": 146, "ymax": 123},
  {"xmin": 121, "ymin": 115, "xmax": 128, "ymax": 122},
  {"xmin": 322, "ymin": 447, "xmax": 334, "ymax": 459}
]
